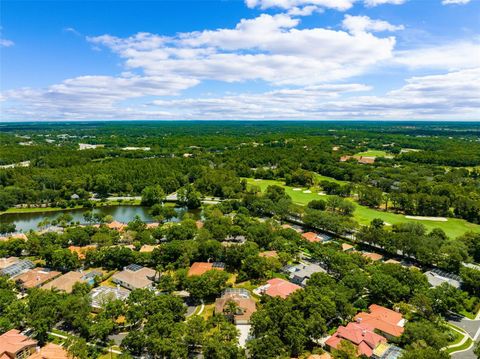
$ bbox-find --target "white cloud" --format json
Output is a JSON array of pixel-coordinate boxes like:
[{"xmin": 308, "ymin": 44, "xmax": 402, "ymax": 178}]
[
  {"xmin": 0, "ymin": 38, "xmax": 14, "ymax": 47},
  {"xmin": 393, "ymin": 41, "xmax": 480, "ymax": 70},
  {"xmin": 364, "ymin": 0, "xmax": 407, "ymax": 7},
  {"xmin": 64, "ymin": 27, "xmax": 82, "ymax": 36},
  {"xmin": 442, "ymin": 0, "xmax": 470, "ymax": 4},
  {"xmin": 245, "ymin": 0, "xmax": 355, "ymax": 11},
  {"xmin": 3, "ymin": 68, "xmax": 479, "ymax": 121},
  {"xmin": 287, "ymin": 5, "xmax": 323, "ymax": 16},
  {"xmin": 88, "ymin": 14, "xmax": 396, "ymax": 86},
  {"xmin": 342, "ymin": 15, "xmax": 404, "ymax": 34}
]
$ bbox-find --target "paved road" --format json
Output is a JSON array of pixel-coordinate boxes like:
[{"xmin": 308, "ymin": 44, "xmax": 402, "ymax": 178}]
[{"xmin": 449, "ymin": 313, "xmax": 480, "ymax": 359}]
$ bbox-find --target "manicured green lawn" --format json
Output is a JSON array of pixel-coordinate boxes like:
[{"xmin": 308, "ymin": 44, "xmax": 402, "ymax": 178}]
[
  {"xmin": 313, "ymin": 173, "xmax": 349, "ymax": 185},
  {"xmin": 446, "ymin": 337, "xmax": 473, "ymax": 354},
  {"xmin": 354, "ymin": 150, "xmax": 389, "ymax": 157},
  {"xmin": 245, "ymin": 178, "xmax": 480, "ymax": 239}
]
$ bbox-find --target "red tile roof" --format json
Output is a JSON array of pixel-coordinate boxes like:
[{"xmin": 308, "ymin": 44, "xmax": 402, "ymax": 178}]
[
  {"xmin": 0, "ymin": 329, "xmax": 37, "ymax": 359},
  {"xmin": 302, "ymin": 232, "xmax": 321, "ymax": 243},
  {"xmin": 354, "ymin": 304, "xmax": 405, "ymax": 337},
  {"xmin": 264, "ymin": 278, "xmax": 301, "ymax": 299},
  {"xmin": 188, "ymin": 262, "xmax": 224, "ymax": 276},
  {"xmin": 362, "ymin": 252, "xmax": 384, "ymax": 262},
  {"xmin": 325, "ymin": 322, "xmax": 386, "ymax": 357}
]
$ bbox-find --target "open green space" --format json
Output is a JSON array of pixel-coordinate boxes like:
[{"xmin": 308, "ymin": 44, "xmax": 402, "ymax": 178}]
[
  {"xmin": 313, "ymin": 173, "xmax": 349, "ymax": 185},
  {"xmin": 246, "ymin": 178, "xmax": 480, "ymax": 238},
  {"xmin": 354, "ymin": 150, "xmax": 389, "ymax": 157},
  {"xmin": 445, "ymin": 337, "xmax": 473, "ymax": 355}
]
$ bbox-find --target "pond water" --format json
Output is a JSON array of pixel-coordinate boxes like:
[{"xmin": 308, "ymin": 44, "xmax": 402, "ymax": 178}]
[{"xmin": 0, "ymin": 205, "xmax": 200, "ymax": 232}]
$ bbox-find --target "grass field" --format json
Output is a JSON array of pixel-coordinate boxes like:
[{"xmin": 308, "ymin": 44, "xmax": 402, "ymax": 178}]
[
  {"xmin": 354, "ymin": 150, "xmax": 389, "ymax": 157},
  {"xmin": 313, "ymin": 173, "xmax": 349, "ymax": 185},
  {"xmin": 245, "ymin": 178, "xmax": 480, "ymax": 238}
]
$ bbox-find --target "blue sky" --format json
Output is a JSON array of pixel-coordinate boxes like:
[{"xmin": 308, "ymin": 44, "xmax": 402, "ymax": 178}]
[{"xmin": 1, "ymin": 0, "xmax": 479, "ymax": 121}]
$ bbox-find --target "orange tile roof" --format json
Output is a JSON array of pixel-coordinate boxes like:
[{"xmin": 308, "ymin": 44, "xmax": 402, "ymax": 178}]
[
  {"xmin": 0, "ymin": 329, "xmax": 37, "ymax": 359},
  {"xmin": 106, "ymin": 221, "xmax": 126, "ymax": 231},
  {"xmin": 195, "ymin": 220, "xmax": 204, "ymax": 229},
  {"xmin": 354, "ymin": 304, "xmax": 405, "ymax": 337},
  {"xmin": 68, "ymin": 245, "xmax": 96, "ymax": 260},
  {"xmin": 139, "ymin": 244, "xmax": 159, "ymax": 253},
  {"xmin": 357, "ymin": 156, "xmax": 376, "ymax": 164},
  {"xmin": 362, "ymin": 252, "xmax": 384, "ymax": 262},
  {"xmin": 0, "ymin": 257, "xmax": 19, "ymax": 270},
  {"xmin": 146, "ymin": 222, "xmax": 160, "ymax": 229},
  {"xmin": 28, "ymin": 343, "xmax": 69, "ymax": 359},
  {"xmin": 302, "ymin": 232, "xmax": 321, "ymax": 243},
  {"xmin": 41, "ymin": 271, "xmax": 84, "ymax": 293},
  {"xmin": 259, "ymin": 251, "xmax": 278, "ymax": 258},
  {"xmin": 214, "ymin": 293, "xmax": 257, "ymax": 323},
  {"xmin": 342, "ymin": 243, "xmax": 354, "ymax": 251},
  {"xmin": 264, "ymin": 278, "xmax": 301, "ymax": 299},
  {"xmin": 188, "ymin": 262, "xmax": 224, "ymax": 276},
  {"xmin": 308, "ymin": 354, "xmax": 332, "ymax": 359},
  {"xmin": 14, "ymin": 268, "xmax": 61, "ymax": 289}
]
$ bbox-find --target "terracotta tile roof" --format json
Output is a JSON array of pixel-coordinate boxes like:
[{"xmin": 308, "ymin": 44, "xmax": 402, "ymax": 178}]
[
  {"xmin": 354, "ymin": 304, "xmax": 405, "ymax": 337},
  {"xmin": 195, "ymin": 220, "xmax": 204, "ymax": 229},
  {"xmin": 188, "ymin": 262, "xmax": 224, "ymax": 276},
  {"xmin": 264, "ymin": 278, "xmax": 301, "ymax": 299},
  {"xmin": 308, "ymin": 354, "xmax": 332, "ymax": 359},
  {"xmin": 342, "ymin": 243, "xmax": 354, "ymax": 251},
  {"xmin": 111, "ymin": 266, "xmax": 156, "ymax": 290},
  {"xmin": 0, "ymin": 329, "xmax": 37, "ymax": 359},
  {"xmin": 362, "ymin": 252, "xmax": 384, "ymax": 262},
  {"xmin": 28, "ymin": 343, "xmax": 69, "ymax": 359},
  {"xmin": 41, "ymin": 271, "xmax": 84, "ymax": 293},
  {"xmin": 14, "ymin": 268, "xmax": 61, "ymax": 289},
  {"xmin": 302, "ymin": 232, "xmax": 321, "ymax": 243},
  {"xmin": 214, "ymin": 292, "xmax": 257, "ymax": 324},
  {"xmin": 139, "ymin": 244, "xmax": 159, "ymax": 253},
  {"xmin": 259, "ymin": 251, "xmax": 278, "ymax": 258},
  {"xmin": 106, "ymin": 221, "xmax": 126, "ymax": 231},
  {"xmin": 384, "ymin": 259, "xmax": 401, "ymax": 265},
  {"xmin": 357, "ymin": 156, "xmax": 376, "ymax": 164},
  {"xmin": 146, "ymin": 222, "xmax": 160, "ymax": 229},
  {"xmin": 325, "ymin": 322, "xmax": 386, "ymax": 357},
  {"xmin": 68, "ymin": 245, "xmax": 96, "ymax": 260}
]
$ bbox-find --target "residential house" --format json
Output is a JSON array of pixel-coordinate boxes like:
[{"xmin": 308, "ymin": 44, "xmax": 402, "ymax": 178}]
[
  {"xmin": 256, "ymin": 278, "xmax": 301, "ymax": 299},
  {"xmin": 0, "ymin": 259, "xmax": 34, "ymax": 278},
  {"xmin": 42, "ymin": 270, "xmax": 101, "ymax": 293},
  {"xmin": 0, "ymin": 329, "xmax": 37, "ymax": 359},
  {"xmin": 354, "ymin": 305, "xmax": 405, "ymax": 339},
  {"xmin": 111, "ymin": 264, "xmax": 156, "ymax": 290},
  {"xmin": 28, "ymin": 344, "xmax": 69, "ymax": 359},
  {"xmin": 424, "ymin": 269, "xmax": 462, "ymax": 289},
  {"xmin": 13, "ymin": 268, "xmax": 61, "ymax": 289},
  {"xmin": 188, "ymin": 262, "xmax": 225, "ymax": 276},
  {"xmin": 90, "ymin": 285, "xmax": 130, "ymax": 312},
  {"xmin": 325, "ymin": 322, "xmax": 387, "ymax": 358},
  {"xmin": 214, "ymin": 289, "xmax": 256, "ymax": 325},
  {"xmin": 342, "ymin": 243, "xmax": 354, "ymax": 252},
  {"xmin": 68, "ymin": 245, "xmax": 96, "ymax": 260},
  {"xmin": 289, "ymin": 262, "xmax": 327, "ymax": 286},
  {"xmin": 0, "ymin": 257, "xmax": 19, "ymax": 270},
  {"xmin": 302, "ymin": 232, "xmax": 321, "ymax": 243},
  {"xmin": 259, "ymin": 251, "xmax": 278, "ymax": 258},
  {"xmin": 107, "ymin": 221, "xmax": 127, "ymax": 232},
  {"xmin": 362, "ymin": 252, "xmax": 384, "ymax": 262}
]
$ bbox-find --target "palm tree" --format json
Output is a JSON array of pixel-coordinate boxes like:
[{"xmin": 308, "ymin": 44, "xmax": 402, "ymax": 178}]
[{"xmin": 224, "ymin": 300, "xmax": 240, "ymax": 324}]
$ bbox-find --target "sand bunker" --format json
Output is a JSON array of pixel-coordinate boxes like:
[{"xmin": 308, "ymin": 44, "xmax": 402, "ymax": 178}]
[{"xmin": 405, "ymin": 215, "xmax": 448, "ymax": 222}]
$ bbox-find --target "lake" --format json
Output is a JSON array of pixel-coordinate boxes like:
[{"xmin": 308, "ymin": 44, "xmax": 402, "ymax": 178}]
[{"xmin": 0, "ymin": 205, "xmax": 199, "ymax": 232}]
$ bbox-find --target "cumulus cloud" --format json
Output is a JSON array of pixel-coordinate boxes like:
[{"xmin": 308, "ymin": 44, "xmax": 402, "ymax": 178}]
[
  {"xmin": 88, "ymin": 13, "xmax": 396, "ymax": 86},
  {"xmin": 0, "ymin": 38, "xmax": 14, "ymax": 47},
  {"xmin": 342, "ymin": 15, "xmax": 404, "ymax": 34},
  {"xmin": 245, "ymin": 0, "xmax": 407, "ymax": 10},
  {"xmin": 442, "ymin": 0, "xmax": 470, "ymax": 4},
  {"xmin": 364, "ymin": 0, "xmax": 407, "ymax": 7},
  {"xmin": 393, "ymin": 41, "xmax": 480, "ymax": 70},
  {"xmin": 3, "ymin": 68, "xmax": 479, "ymax": 121},
  {"xmin": 245, "ymin": 0, "xmax": 355, "ymax": 11}
]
